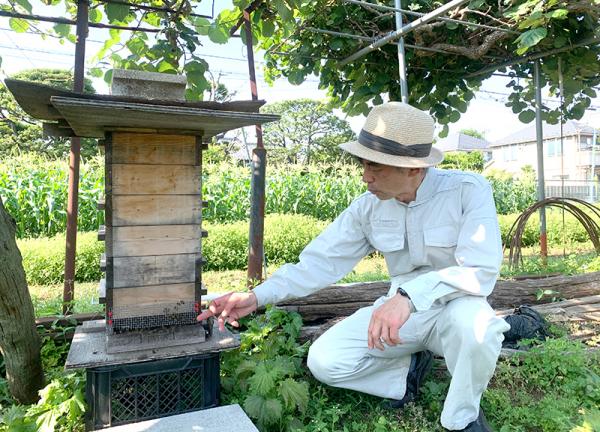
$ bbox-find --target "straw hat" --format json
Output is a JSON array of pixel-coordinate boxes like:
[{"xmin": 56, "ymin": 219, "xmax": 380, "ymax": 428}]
[{"xmin": 339, "ymin": 102, "xmax": 443, "ymax": 168}]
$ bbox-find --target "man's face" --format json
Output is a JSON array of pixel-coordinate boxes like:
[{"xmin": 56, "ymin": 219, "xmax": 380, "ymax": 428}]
[{"xmin": 361, "ymin": 160, "xmax": 422, "ymax": 203}]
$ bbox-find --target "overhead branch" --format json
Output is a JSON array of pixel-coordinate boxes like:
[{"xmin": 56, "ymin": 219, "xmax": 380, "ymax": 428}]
[
  {"xmin": 0, "ymin": 9, "xmax": 160, "ymax": 32},
  {"xmin": 427, "ymin": 30, "xmax": 511, "ymax": 60}
]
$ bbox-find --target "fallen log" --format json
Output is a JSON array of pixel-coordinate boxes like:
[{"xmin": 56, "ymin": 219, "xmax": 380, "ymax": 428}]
[
  {"xmin": 279, "ymin": 271, "xmax": 600, "ymax": 324},
  {"xmin": 299, "ymin": 294, "xmax": 600, "ymax": 345}
]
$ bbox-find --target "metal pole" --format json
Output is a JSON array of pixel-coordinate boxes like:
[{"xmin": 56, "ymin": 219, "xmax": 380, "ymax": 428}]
[
  {"xmin": 394, "ymin": 0, "xmax": 408, "ymax": 103},
  {"xmin": 558, "ymin": 58, "xmax": 565, "ymax": 198},
  {"xmin": 534, "ymin": 60, "xmax": 547, "ymax": 263},
  {"xmin": 244, "ymin": 9, "xmax": 266, "ymax": 286},
  {"xmin": 591, "ymin": 128, "xmax": 598, "ymax": 202},
  {"xmin": 63, "ymin": 0, "xmax": 88, "ymax": 314},
  {"xmin": 339, "ymin": 0, "xmax": 470, "ymax": 66}
]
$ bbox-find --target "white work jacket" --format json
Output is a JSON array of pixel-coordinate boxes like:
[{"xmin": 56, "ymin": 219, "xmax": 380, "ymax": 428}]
[{"xmin": 252, "ymin": 168, "xmax": 503, "ymax": 312}]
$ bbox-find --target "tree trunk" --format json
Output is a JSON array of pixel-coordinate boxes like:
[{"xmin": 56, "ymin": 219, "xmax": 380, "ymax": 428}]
[
  {"xmin": 277, "ymin": 273, "xmax": 600, "ymax": 324},
  {"xmin": 0, "ymin": 197, "xmax": 44, "ymax": 404}
]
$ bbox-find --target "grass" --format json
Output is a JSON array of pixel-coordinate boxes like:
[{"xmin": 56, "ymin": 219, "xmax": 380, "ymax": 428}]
[{"xmin": 28, "ymin": 246, "xmax": 600, "ymax": 317}]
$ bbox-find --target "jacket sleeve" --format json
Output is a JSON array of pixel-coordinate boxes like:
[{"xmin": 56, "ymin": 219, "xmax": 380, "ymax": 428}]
[
  {"xmin": 252, "ymin": 201, "xmax": 374, "ymax": 307},
  {"xmin": 394, "ymin": 180, "xmax": 502, "ymax": 312}
]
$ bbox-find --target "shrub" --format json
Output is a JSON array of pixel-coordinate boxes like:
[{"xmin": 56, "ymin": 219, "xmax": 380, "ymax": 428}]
[
  {"xmin": 203, "ymin": 214, "xmax": 327, "ymax": 271},
  {"xmin": 498, "ymin": 209, "xmax": 594, "ymax": 248},
  {"xmin": 18, "ymin": 215, "xmax": 327, "ymax": 283},
  {"xmin": 18, "ymin": 231, "xmax": 103, "ymax": 285},
  {"xmin": 486, "ymin": 168, "xmax": 537, "ymax": 215}
]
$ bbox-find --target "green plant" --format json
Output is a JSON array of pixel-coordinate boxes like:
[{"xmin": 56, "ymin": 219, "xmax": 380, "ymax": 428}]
[
  {"xmin": 203, "ymin": 214, "xmax": 327, "ymax": 271},
  {"xmin": 221, "ymin": 307, "xmax": 310, "ymax": 431},
  {"xmin": 485, "ymin": 338, "xmax": 600, "ymax": 431},
  {"xmin": 0, "ymin": 372, "xmax": 86, "ymax": 432},
  {"xmin": 18, "ymin": 232, "xmax": 103, "ymax": 285},
  {"xmin": 0, "ymin": 154, "xmax": 104, "ymax": 238}
]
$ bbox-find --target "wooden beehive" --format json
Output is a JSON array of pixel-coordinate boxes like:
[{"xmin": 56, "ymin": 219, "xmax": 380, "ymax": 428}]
[{"xmin": 101, "ymin": 132, "xmax": 207, "ymax": 332}]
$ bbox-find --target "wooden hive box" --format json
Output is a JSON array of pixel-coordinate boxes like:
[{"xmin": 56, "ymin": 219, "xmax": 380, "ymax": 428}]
[{"xmin": 101, "ymin": 132, "xmax": 207, "ymax": 332}]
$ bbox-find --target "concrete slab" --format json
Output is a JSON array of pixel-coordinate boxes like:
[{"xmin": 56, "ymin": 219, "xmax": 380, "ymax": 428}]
[
  {"xmin": 94, "ymin": 404, "xmax": 258, "ymax": 432},
  {"xmin": 110, "ymin": 69, "xmax": 187, "ymax": 101}
]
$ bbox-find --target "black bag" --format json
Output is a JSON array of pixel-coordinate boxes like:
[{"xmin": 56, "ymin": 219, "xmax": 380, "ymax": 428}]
[{"xmin": 502, "ymin": 305, "xmax": 549, "ymax": 349}]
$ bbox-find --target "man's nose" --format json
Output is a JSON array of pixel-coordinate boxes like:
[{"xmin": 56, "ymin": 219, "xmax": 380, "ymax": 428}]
[{"xmin": 362, "ymin": 170, "xmax": 373, "ymax": 183}]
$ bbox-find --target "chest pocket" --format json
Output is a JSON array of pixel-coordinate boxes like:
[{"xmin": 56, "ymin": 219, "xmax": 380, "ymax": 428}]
[
  {"xmin": 368, "ymin": 228, "xmax": 405, "ymax": 253},
  {"xmin": 423, "ymin": 224, "xmax": 458, "ymax": 248}
]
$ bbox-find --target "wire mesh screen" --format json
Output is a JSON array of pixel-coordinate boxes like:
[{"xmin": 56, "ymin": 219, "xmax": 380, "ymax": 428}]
[
  {"xmin": 108, "ymin": 300, "xmax": 199, "ymax": 332},
  {"xmin": 111, "ymin": 362, "xmax": 204, "ymax": 425}
]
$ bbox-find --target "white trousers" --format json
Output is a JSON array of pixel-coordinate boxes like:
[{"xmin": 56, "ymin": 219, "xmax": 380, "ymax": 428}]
[{"xmin": 307, "ymin": 295, "xmax": 510, "ymax": 430}]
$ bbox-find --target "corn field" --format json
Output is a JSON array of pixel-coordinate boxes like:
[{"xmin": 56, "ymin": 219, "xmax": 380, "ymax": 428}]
[
  {"xmin": 0, "ymin": 156, "xmax": 367, "ymax": 238},
  {"xmin": 1, "ymin": 155, "xmax": 537, "ymax": 239}
]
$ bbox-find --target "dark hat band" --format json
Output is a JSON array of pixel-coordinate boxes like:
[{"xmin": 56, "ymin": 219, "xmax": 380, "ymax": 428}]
[{"xmin": 358, "ymin": 129, "xmax": 432, "ymax": 158}]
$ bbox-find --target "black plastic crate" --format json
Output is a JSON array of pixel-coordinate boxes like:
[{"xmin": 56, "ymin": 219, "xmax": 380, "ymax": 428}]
[{"xmin": 86, "ymin": 353, "xmax": 220, "ymax": 430}]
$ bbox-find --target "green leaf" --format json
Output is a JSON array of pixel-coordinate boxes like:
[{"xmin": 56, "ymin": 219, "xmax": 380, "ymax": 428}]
[
  {"xmin": 14, "ymin": 0, "xmax": 32, "ymax": 13},
  {"xmin": 448, "ymin": 110, "xmax": 460, "ymax": 123},
  {"xmin": 208, "ymin": 23, "xmax": 229, "ymax": 44},
  {"xmin": 126, "ymin": 38, "xmax": 147, "ymax": 56},
  {"xmin": 9, "ymin": 18, "xmax": 29, "ymax": 33},
  {"xmin": 516, "ymin": 27, "xmax": 548, "ymax": 50},
  {"xmin": 330, "ymin": 38, "xmax": 344, "ymax": 50},
  {"xmin": 273, "ymin": 0, "xmax": 293, "ymax": 21},
  {"xmin": 445, "ymin": 21, "xmax": 459, "ymax": 30},
  {"xmin": 438, "ymin": 124, "xmax": 449, "ymax": 138},
  {"xmin": 468, "ymin": 0, "xmax": 485, "ymax": 9},
  {"xmin": 104, "ymin": 69, "xmax": 114, "ymax": 85},
  {"xmin": 89, "ymin": 8, "xmax": 102, "ymax": 23},
  {"xmin": 261, "ymin": 20, "xmax": 275, "ymax": 38},
  {"xmin": 105, "ymin": 2, "xmax": 130, "ymax": 22},
  {"xmin": 248, "ymin": 362, "xmax": 279, "ymax": 395},
  {"xmin": 548, "ymin": 8, "xmax": 568, "ymax": 19},
  {"xmin": 53, "ymin": 23, "xmax": 70, "ymax": 38},
  {"xmin": 157, "ymin": 61, "xmax": 177, "ymax": 73},
  {"xmin": 243, "ymin": 394, "xmax": 265, "ymax": 420},
  {"xmin": 88, "ymin": 67, "xmax": 103, "ymax": 78},
  {"xmin": 518, "ymin": 109, "xmax": 536, "ymax": 123},
  {"xmin": 192, "ymin": 17, "xmax": 211, "ymax": 35},
  {"xmin": 263, "ymin": 398, "xmax": 283, "ymax": 424},
  {"xmin": 279, "ymin": 378, "xmax": 309, "ymax": 411},
  {"xmin": 582, "ymin": 88, "xmax": 597, "ymax": 98}
]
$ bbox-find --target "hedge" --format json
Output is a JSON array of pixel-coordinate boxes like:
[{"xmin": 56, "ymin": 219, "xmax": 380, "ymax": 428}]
[
  {"xmin": 19, "ymin": 214, "xmax": 327, "ymax": 284},
  {"xmin": 18, "ymin": 211, "xmax": 595, "ymax": 285}
]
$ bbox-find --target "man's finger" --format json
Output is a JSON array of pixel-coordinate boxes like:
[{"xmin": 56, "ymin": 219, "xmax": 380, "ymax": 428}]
[{"xmin": 196, "ymin": 310, "xmax": 215, "ymax": 321}]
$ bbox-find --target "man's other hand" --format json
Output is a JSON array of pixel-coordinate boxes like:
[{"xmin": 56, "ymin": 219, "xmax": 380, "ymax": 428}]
[
  {"xmin": 197, "ymin": 292, "xmax": 258, "ymax": 331},
  {"xmin": 367, "ymin": 294, "xmax": 412, "ymax": 350}
]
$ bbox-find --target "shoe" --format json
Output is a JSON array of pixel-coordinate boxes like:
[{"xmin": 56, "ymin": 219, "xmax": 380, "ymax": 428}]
[
  {"xmin": 451, "ymin": 409, "xmax": 493, "ymax": 432},
  {"xmin": 383, "ymin": 350, "xmax": 433, "ymax": 409}
]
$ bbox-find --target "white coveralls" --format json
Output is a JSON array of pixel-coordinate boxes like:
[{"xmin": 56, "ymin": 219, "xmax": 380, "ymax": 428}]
[{"xmin": 252, "ymin": 168, "xmax": 510, "ymax": 430}]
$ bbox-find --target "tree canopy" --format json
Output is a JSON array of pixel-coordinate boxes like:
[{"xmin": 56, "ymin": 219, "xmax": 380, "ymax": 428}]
[
  {"xmin": 261, "ymin": 99, "xmax": 355, "ymax": 164},
  {"xmin": 0, "ymin": 69, "xmax": 98, "ymax": 158},
  {"xmin": 1, "ymin": 0, "xmax": 598, "ymax": 135}
]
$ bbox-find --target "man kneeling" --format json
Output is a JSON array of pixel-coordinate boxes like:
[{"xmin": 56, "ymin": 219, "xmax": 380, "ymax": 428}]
[{"xmin": 198, "ymin": 102, "xmax": 509, "ymax": 432}]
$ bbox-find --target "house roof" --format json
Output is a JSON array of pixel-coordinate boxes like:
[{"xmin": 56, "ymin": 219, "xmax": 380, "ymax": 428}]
[
  {"xmin": 490, "ymin": 120, "xmax": 597, "ymax": 147},
  {"xmin": 436, "ymin": 132, "xmax": 490, "ymax": 152}
]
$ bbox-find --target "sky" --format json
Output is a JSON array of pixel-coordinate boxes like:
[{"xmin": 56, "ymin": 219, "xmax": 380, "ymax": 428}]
[{"xmin": 1, "ymin": 1, "xmax": 599, "ymax": 143}]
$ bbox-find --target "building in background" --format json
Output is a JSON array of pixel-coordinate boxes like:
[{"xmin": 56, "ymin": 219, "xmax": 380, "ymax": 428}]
[
  {"xmin": 436, "ymin": 132, "xmax": 491, "ymax": 162},
  {"xmin": 490, "ymin": 120, "xmax": 599, "ymax": 200}
]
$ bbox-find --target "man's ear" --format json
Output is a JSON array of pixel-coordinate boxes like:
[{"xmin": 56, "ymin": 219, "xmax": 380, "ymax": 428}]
[{"xmin": 407, "ymin": 168, "xmax": 423, "ymax": 177}]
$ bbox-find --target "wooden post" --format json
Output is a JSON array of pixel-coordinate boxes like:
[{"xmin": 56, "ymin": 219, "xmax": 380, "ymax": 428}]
[{"xmin": 63, "ymin": 0, "xmax": 88, "ymax": 314}]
